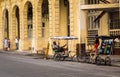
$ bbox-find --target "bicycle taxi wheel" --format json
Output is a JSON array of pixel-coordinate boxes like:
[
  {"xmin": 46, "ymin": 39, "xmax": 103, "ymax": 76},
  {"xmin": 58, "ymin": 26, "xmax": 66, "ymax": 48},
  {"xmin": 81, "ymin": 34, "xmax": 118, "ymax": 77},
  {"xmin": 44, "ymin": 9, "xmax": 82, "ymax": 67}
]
[{"xmin": 105, "ymin": 56, "xmax": 111, "ymax": 65}]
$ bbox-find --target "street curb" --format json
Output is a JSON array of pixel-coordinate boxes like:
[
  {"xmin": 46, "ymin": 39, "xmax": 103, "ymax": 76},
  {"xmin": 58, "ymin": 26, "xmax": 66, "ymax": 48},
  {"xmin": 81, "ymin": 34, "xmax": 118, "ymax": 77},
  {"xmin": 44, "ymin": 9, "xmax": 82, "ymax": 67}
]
[
  {"xmin": 111, "ymin": 63, "xmax": 120, "ymax": 67},
  {"xmin": 0, "ymin": 50, "xmax": 30, "ymax": 56}
]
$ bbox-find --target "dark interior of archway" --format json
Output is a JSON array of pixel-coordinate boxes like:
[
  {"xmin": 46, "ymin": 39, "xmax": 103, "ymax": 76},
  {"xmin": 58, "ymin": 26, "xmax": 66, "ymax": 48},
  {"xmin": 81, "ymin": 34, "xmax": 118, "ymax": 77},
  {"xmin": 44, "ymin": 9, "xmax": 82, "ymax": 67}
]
[
  {"xmin": 16, "ymin": 7, "xmax": 20, "ymax": 39},
  {"xmin": 28, "ymin": 3, "xmax": 32, "ymax": 20},
  {"xmin": 27, "ymin": 3, "xmax": 33, "ymax": 39},
  {"xmin": 42, "ymin": 0, "xmax": 49, "ymax": 18},
  {"xmin": 5, "ymin": 9, "xmax": 9, "ymax": 38},
  {"xmin": 28, "ymin": 3, "xmax": 33, "ymax": 28},
  {"xmin": 66, "ymin": 0, "xmax": 70, "ymax": 36},
  {"xmin": 42, "ymin": 0, "xmax": 49, "ymax": 37}
]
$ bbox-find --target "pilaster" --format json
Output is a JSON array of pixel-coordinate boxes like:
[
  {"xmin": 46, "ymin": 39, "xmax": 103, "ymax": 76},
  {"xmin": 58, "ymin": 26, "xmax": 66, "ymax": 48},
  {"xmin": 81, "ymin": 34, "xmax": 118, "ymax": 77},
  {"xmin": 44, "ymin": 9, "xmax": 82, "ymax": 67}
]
[
  {"xmin": 10, "ymin": 5, "xmax": 17, "ymax": 50},
  {"xmin": 0, "ymin": 5, "xmax": 3, "ymax": 49},
  {"xmin": 35, "ymin": 0, "xmax": 43, "ymax": 51},
  {"xmin": 69, "ymin": 0, "xmax": 74, "ymax": 36},
  {"xmin": 78, "ymin": 0, "xmax": 88, "ymax": 44},
  {"xmin": 54, "ymin": 0, "xmax": 60, "ymax": 36}
]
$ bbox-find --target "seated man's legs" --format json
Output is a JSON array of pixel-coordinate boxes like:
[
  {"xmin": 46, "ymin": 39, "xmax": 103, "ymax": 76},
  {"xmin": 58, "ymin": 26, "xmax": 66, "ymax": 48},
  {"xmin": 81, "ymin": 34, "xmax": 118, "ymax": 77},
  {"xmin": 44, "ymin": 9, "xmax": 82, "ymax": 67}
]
[
  {"xmin": 58, "ymin": 47, "xmax": 68, "ymax": 56},
  {"xmin": 64, "ymin": 48, "xmax": 68, "ymax": 56}
]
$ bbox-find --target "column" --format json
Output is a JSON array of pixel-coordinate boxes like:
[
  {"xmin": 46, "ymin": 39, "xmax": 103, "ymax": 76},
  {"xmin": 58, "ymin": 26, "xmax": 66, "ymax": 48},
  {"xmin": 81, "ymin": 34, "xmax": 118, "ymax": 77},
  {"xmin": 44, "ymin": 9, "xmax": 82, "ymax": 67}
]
[
  {"xmin": 54, "ymin": 0, "xmax": 60, "ymax": 36},
  {"xmin": 0, "ymin": 6, "xmax": 3, "ymax": 49},
  {"xmin": 77, "ymin": 0, "xmax": 88, "ymax": 51}
]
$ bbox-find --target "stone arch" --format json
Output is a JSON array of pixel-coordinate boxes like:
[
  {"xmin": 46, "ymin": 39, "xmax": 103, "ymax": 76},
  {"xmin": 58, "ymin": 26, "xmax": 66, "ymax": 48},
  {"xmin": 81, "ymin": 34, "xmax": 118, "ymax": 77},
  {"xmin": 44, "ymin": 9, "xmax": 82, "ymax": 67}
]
[
  {"xmin": 11, "ymin": 5, "xmax": 20, "ymax": 49},
  {"xmin": 35, "ymin": 0, "xmax": 50, "ymax": 50},
  {"xmin": 12, "ymin": 5, "xmax": 20, "ymax": 39},
  {"xmin": 41, "ymin": 0, "xmax": 49, "ymax": 47},
  {"xmin": 2, "ymin": 8, "xmax": 9, "ymax": 39},
  {"xmin": 22, "ymin": 1, "xmax": 33, "ymax": 50},
  {"xmin": 37, "ymin": 0, "xmax": 49, "ymax": 37}
]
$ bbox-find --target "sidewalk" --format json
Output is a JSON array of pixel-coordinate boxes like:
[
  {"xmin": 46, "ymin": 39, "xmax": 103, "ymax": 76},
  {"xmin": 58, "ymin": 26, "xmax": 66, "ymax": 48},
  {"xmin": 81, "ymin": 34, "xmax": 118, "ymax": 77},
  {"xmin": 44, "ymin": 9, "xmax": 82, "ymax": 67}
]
[
  {"xmin": 0, "ymin": 50, "xmax": 120, "ymax": 67},
  {"xmin": 0, "ymin": 50, "xmax": 31, "ymax": 55},
  {"xmin": 110, "ymin": 55, "xmax": 120, "ymax": 67}
]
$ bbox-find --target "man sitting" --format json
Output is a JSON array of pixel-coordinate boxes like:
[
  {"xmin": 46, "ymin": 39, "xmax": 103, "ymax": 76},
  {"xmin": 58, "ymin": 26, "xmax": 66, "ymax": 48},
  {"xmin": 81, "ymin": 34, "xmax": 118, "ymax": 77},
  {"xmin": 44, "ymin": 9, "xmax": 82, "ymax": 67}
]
[{"xmin": 52, "ymin": 41, "xmax": 68, "ymax": 56}]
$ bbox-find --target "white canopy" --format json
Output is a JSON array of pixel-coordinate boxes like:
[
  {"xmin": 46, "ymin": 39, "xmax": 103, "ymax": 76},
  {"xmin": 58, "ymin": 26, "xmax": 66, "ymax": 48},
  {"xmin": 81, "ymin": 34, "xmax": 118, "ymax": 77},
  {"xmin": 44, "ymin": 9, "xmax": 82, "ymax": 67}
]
[{"xmin": 50, "ymin": 36, "xmax": 78, "ymax": 40}]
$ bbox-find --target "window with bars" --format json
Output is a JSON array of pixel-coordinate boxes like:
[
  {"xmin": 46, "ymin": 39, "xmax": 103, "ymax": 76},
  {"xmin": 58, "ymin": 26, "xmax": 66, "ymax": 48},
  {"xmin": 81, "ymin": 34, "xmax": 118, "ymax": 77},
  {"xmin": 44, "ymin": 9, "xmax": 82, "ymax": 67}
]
[
  {"xmin": 109, "ymin": 11, "xmax": 120, "ymax": 29},
  {"xmin": 109, "ymin": 11, "xmax": 120, "ymax": 48},
  {"xmin": 87, "ymin": 13, "xmax": 100, "ymax": 45},
  {"xmin": 87, "ymin": 0, "xmax": 99, "ymax": 4},
  {"xmin": 88, "ymin": 16, "xmax": 100, "ymax": 30},
  {"xmin": 87, "ymin": 0, "xmax": 100, "ymax": 45},
  {"xmin": 87, "ymin": 30, "xmax": 98, "ymax": 45}
]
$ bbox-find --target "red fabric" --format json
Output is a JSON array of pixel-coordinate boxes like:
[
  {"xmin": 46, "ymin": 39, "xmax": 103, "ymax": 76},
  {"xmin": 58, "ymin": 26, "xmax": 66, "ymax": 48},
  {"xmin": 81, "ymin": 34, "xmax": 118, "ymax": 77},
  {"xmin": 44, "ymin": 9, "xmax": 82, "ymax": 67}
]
[
  {"xmin": 94, "ymin": 44, "xmax": 99, "ymax": 48},
  {"xmin": 92, "ymin": 44, "xmax": 99, "ymax": 52}
]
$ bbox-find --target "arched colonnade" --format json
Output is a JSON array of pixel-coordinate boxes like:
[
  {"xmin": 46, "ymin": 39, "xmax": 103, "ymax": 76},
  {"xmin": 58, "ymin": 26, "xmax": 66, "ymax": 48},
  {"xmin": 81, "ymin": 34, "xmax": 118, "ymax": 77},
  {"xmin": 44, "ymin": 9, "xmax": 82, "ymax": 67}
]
[{"xmin": 0, "ymin": 0, "xmax": 77, "ymax": 52}]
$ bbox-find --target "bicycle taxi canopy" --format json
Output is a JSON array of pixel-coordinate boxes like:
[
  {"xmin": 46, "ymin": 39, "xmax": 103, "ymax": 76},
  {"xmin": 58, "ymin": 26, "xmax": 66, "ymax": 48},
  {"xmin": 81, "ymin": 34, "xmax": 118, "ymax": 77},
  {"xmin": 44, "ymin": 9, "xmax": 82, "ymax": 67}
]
[
  {"xmin": 87, "ymin": 36, "xmax": 112, "ymax": 39},
  {"xmin": 50, "ymin": 36, "xmax": 78, "ymax": 52},
  {"xmin": 96, "ymin": 36, "xmax": 113, "ymax": 39},
  {"xmin": 50, "ymin": 36, "xmax": 78, "ymax": 40},
  {"xmin": 88, "ymin": 35, "xmax": 120, "ymax": 39}
]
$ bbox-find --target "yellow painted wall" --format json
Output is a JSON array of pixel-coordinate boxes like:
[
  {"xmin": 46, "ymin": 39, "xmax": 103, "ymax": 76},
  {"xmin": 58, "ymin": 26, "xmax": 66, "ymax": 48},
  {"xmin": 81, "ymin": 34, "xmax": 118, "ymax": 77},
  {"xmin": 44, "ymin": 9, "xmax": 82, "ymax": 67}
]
[
  {"xmin": 60, "ymin": 0, "xmax": 68, "ymax": 36},
  {"xmin": 99, "ymin": 13, "xmax": 109, "ymax": 36}
]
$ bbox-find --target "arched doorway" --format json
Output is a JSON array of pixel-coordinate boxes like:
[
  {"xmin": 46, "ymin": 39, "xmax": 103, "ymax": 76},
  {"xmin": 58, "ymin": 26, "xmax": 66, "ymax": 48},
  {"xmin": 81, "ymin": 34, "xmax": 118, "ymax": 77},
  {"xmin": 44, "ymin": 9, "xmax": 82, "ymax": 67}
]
[
  {"xmin": 27, "ymin": 3, "xmax": 33, "ymax": 40},
  {"xmin": 42, "ymin": 0, "xmax": 49, "ymax": 47},
  {"xmin": 12, "ymin": 5, "xmax": 20, "ymax": 49},
  {"xmin": 16, "ymin": 6, "xmax": 20, "ymax": 39},
  {"xmin": 3, "ymin": 9, "xmax": 9, "ymax": 39},
  {"xmin": 23, "ymin": 1, "xmax": 33, "ymax": 50},
  {"xmin": 35, "ymin": 0, "xmax": 49, "ymax": 50},
  {"xmin": 12, "ymin": 6, "xmax": 20, "ymax": 39}
]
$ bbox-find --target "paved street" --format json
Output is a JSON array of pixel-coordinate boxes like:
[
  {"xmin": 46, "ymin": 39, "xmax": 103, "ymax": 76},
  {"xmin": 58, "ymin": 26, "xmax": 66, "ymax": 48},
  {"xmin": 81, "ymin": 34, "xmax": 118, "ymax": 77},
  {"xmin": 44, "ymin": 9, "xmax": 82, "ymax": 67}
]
[{"xmin": 0, "ymin": 53, "xmax": 120, "ymax": 77}]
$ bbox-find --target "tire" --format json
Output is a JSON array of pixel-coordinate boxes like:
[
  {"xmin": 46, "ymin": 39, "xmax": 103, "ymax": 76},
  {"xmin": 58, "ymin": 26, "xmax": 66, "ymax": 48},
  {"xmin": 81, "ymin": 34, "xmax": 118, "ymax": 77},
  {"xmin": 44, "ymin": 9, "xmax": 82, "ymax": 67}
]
[
  {"xmin": 76, "ymin": 54, "xmax": 82, "ymax": 62},
  {"xmin": 86, "ymin": 53, "xmax": 91, "ymax": 62},
  {"xmin": 85, "ymin": 55, "xmax": 90, "ymax": 63},
  {"xmin": 105, "ymin": 56, "xmax": 111, "ymax": 66},
  {"xmin": 53, "ymin": 53, "xmax": 61, "ymax": 61},
  {"xmin": 60, "ymin": 55, "xmax": 66, "ymax": 61},
  {"xmin": 96, "ymin": 56, "xmax": 101, "ymax": 65}
]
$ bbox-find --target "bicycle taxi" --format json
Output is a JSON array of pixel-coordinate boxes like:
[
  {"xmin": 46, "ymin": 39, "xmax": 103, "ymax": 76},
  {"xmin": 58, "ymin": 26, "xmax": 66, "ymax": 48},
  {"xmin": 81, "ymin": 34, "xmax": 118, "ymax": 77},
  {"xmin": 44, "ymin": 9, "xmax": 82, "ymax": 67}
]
[
  {"xmin": 88, "ymin": 35, "xmax": 115, "ymax": 65},
  {"xmin": 50, "ymin": 36, "xmax": 78, "ymax": 61}
]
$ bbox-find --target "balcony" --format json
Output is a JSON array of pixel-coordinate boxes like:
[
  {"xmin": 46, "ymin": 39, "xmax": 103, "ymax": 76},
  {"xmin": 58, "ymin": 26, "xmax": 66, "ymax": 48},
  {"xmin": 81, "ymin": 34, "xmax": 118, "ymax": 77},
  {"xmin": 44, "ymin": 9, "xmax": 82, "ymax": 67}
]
[{"xmin": 80, "ymin": 3, "xmax": 119, "ymax": 10}]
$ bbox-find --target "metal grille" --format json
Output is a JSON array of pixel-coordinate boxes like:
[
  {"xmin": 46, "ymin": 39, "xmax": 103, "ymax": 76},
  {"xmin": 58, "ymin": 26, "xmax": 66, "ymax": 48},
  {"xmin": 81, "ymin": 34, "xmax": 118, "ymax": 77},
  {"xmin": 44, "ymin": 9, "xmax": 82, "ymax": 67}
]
[{"xmin": 87, "ymin": 30, "xmax": 98, "ymax": 45}]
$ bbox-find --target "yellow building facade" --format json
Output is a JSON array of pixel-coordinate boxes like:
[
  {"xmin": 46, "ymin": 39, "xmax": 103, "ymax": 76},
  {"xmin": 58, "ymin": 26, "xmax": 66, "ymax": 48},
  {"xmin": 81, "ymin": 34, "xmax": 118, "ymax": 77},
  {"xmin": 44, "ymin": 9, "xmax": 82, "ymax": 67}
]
[{"xmin": 0, "ymin": 0, "xmax": 119, "ymax": 55}]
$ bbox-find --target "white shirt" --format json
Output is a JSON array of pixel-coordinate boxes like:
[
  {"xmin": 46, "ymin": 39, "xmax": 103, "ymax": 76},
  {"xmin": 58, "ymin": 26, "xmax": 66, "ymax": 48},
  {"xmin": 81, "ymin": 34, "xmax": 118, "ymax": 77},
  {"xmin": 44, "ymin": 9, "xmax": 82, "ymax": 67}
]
[
  {"xmin": 4, "ymin": 39, "xmax": 8, "ymax": 47},
  {"xmin": 15, "ymin": 38, "xmax": 19, "ymax": 43},
  {"xmin": 52, "ymin": 44, "xmax": 58, "ymax": 49}
]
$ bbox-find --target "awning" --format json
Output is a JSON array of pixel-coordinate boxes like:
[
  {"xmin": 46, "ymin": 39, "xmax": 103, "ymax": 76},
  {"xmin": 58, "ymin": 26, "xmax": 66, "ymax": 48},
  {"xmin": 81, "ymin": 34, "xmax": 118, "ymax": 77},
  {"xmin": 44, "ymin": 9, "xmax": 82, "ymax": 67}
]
[{"xmin": 50, "ymin": 36, "xmax": 78, "ymax": 40}]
